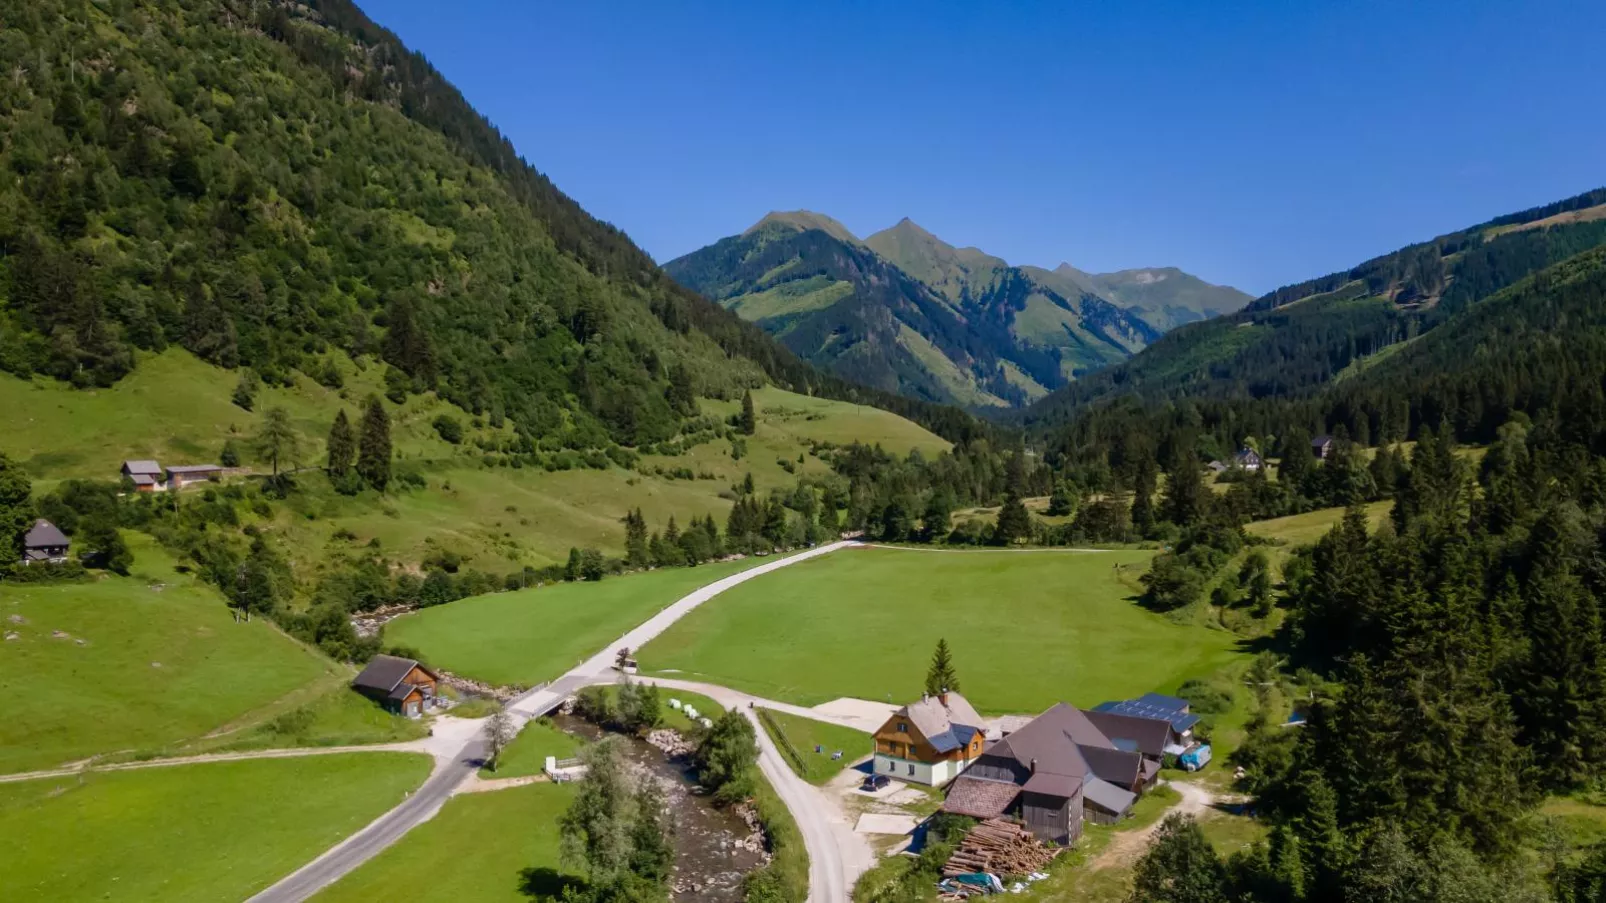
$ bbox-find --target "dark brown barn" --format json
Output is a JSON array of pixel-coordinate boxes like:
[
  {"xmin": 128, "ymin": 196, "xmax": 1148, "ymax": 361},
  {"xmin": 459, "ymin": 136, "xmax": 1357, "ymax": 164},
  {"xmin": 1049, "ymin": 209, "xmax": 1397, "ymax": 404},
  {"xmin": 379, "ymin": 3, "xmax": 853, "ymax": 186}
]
[{"xmin": 352, "ymin": 654, "xmax": 440, "ymax": 717}]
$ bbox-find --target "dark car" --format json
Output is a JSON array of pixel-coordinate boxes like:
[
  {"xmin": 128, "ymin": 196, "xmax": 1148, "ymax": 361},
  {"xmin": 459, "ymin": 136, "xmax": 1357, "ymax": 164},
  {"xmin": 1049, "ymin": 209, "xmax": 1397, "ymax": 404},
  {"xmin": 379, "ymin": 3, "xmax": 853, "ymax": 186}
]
[{"xmin": 860, "ymin": 774, "xmax": 891, "ymax": 793}]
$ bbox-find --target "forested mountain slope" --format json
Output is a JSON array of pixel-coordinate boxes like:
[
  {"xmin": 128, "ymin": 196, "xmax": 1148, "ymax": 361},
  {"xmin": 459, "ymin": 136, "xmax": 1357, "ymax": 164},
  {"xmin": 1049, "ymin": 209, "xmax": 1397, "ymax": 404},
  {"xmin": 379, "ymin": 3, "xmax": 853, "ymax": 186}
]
[
  {"xmin": 0, "ymin": 0, "xmax": 981, "ymax": 446},
  {"xmin": 666, "ymin": 213, "xmax": 1239, "ymax": 409},
  {"xmin": 1023, "ymin": 187, "xmax": 1606, "ymax": 430}
]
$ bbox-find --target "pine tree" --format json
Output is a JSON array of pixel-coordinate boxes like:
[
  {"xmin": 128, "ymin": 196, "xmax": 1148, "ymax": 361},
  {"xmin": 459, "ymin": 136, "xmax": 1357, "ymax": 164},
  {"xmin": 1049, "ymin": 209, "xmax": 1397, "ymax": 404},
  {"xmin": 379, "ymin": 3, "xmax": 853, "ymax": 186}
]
[
  {"xmin": 565, "ymin": 547, "xmax": 582, "ymax": 582},
  {"xmin": 925, "ymin": 638, "xmax": 961, "ymax": 696},
  {"xmin": 739, "ymin": 389, "xmax": 756, "ymax": 435},
  {"xmin": 1129, "ymin": 814, "xmax": 1228, "ymax": 903},
  {"xmin": 251, "ymin": 406, "xmax": 301, "ymax": 479},
  {"xmin": 326, "ymin": 409, "xmax": 356, "ymax": 477},
  {"xmin": 994, "ymin": 451, "xmax": 1033, "ymax": 545},
  {"xmin": 356, "ymin": 395, "xmax": 392, "ymax": 490},
  {"xmin": 1131, "ymin": 455, "xmax": 1158, "ymax": 537},
  {"xmin": 623, "ymin": 509, "xmax": 649, "ymax": 569},
  {"xmin": 1161, "ymin": 447, "xmax": 1209, "ymax": 528}
]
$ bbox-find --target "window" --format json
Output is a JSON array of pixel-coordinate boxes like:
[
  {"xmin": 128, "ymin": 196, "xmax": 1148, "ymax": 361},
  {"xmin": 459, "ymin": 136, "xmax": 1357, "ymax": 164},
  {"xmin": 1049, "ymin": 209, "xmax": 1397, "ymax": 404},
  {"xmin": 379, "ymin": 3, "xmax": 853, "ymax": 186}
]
[
  {"xmin": 898, "ymin": 722, "xmax": 907, "ymax": 733},
  {"xmin": 907, "ymin": 764, "xmax": 914, "ymax": 776}
]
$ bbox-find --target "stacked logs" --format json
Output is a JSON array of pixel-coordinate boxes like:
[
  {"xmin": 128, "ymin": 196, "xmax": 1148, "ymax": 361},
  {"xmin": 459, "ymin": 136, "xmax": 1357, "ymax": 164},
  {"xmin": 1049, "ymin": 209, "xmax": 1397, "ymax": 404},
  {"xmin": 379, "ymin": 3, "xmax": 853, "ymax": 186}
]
[{"xmin": 941, "ymin": 819, "xmax": 1060, "ymax": 879}]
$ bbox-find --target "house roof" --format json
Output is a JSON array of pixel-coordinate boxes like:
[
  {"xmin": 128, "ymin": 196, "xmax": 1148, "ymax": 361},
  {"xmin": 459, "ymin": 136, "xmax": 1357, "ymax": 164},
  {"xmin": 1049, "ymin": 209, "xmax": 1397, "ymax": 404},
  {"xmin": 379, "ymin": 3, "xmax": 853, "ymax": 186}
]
[
  {"xmin": 1082, "ymin": 777, "xmax": 1137, "ymax": 815},
  {"xmin": 1082, "ymin": 710, "xmax": 1175, "ymax": 758},
  {"xmin": 166, "ymin": 463, "xmax": 221, "ymax": 474},
  {"xmin": 986, "ymin": 703, "xmax": 1112, "ymax": 780},
  {"xmin": 942, "ymin": 776, "xmax": 1020, "ymax": 819},
  {"xmin": 894, "ymin": 691, "xmax": 987, "ymax": 740},
  {"xmin": 122, "ymin": 459, "xmax": 163, "ymax": 475},
  {"xmin": 1078, "ymin": 745, "xmax": 1144, "ymax": 787},
  {"xmin": 1234, "ymin": 448, "xmax": 1261, "ymax": 462},
  {"xmin": 1312, "ymin": 435, "xmax": 1334, "ymax": 446},
  {"xmin": 1022, "ymin": 771, "xmax": 1082, "ymax": 798},
  {"xmin": 1138, "ymin": 692, "xmax": 1190, "ymax": 712},
  {"xmin": 24, "ymin": 519, "xmax": 69, "ymax": 549},
  {"xmin": 993, "ymin": 714, "xmax": 1035, "ymax": 736},
  {"xmin": 129, "ymin": 473, "xmax": 158, "ymax": 486},
  {"xmin": 1093, "ymin": 699, "xmax": 1200, "ymax": 733},
  {"xmin": 352, "ymin": 654, "xmax": 434, "ymax": 694},
  {"xmin": 926, "ymin": 724, "xmax": 982, "ymax": 754}
]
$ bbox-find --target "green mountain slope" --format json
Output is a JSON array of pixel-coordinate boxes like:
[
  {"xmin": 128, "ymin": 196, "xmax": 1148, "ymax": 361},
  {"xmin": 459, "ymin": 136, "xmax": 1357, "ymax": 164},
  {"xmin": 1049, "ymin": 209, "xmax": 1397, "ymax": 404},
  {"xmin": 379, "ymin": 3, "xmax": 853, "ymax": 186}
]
[
  {"xmin": 666, "ymin": 214, "xmax": 1172, "ymax": 409},
  {"xmin": 1024, "ymin": 187, "xmax": 1606, "ymax": 428},
  {"xmin": 0, "ymin": 0, "xmax": 981, "ymax": 447},
  {"xmin": 1059, "ymin": 264, "xmax": 1251, "ymax": 331}
]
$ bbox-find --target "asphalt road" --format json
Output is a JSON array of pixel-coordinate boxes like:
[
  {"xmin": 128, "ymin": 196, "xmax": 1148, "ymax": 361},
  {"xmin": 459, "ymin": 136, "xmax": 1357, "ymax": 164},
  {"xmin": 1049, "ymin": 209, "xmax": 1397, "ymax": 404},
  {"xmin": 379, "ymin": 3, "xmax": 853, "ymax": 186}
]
[{"xmin": 246, "ymin": 542, "xmax": 856, "ymax": 902}]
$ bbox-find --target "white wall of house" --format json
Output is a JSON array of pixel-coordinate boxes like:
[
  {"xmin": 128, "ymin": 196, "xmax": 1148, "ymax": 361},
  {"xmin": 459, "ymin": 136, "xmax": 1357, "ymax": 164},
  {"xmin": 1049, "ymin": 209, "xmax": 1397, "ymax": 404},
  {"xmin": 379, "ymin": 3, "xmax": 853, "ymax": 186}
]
[{"xmin": 873, "ymin": 753, "xmax": 967, "ymax": 787}]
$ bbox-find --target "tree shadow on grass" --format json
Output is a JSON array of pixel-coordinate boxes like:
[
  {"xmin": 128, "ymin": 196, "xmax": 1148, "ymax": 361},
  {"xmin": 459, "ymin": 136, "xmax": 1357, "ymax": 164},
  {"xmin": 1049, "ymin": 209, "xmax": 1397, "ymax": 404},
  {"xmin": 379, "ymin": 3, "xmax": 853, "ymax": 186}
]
[{"xmin": 518, "ymin": 866, "xmax": 585, "ymax": 900}]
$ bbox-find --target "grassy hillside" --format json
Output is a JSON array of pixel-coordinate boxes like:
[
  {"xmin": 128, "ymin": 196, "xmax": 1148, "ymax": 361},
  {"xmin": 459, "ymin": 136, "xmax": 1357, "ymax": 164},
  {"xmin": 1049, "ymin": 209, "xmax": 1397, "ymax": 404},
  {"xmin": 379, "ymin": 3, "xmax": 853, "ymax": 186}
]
[
  {"xmin": 0, "ymin": 753, "xmax": 431, "ymax": 903},
  {"xmin": 638, "ymin": 546, "xmax": 1245, "ymax": 713},
  {"xmin": 0, "ymin": 535, "xmax": 337, "ymax": 773},
  {"xmin": 0, "ymin": 349, "xmax": 945, "ymax": 571}
]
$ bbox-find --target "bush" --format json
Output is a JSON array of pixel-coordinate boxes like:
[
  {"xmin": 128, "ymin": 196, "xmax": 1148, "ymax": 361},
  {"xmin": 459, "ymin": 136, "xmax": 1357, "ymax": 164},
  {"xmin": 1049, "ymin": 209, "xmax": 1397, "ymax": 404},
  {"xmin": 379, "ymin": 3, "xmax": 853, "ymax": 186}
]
[{"xmin": 432, "ymin": 414, "xmax": 463, "ymax": 444}]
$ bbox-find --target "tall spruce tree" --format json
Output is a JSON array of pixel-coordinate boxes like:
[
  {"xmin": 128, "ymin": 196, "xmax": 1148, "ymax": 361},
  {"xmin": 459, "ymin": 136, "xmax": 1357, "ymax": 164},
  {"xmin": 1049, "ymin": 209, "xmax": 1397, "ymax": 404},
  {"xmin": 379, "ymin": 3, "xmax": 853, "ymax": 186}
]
[
  {"xmin": 356, "ymin": 395, "xmax": 392, "ymax": 490},
  {"xmin": 739, "ymin": 389, "xmax": 756, "ymax": 435},
  {"xmin": 1131, "ymin": 455, "xmax": 1158, "ymax": 537},
  {"xmin": 1161, "ymin": 447, "xmax": 1209, "ymax": 528},
  {"xmin": 623, "ymin": 509, "xmax": 649, "ymax": 568},
  {"xmin": 326, "ymin": 409, "xmax": 355, "ymax": 477},
  {"xmin": 994, "ymin": 451, "xmax": 1032, "ymax": 545},
  {"xmin": 251, "ymin": 406, "xmax": 301, "ymax": 480},
  {"xmin": 925, "ymin": 638, "xmax": 961, "ymax": 696}
]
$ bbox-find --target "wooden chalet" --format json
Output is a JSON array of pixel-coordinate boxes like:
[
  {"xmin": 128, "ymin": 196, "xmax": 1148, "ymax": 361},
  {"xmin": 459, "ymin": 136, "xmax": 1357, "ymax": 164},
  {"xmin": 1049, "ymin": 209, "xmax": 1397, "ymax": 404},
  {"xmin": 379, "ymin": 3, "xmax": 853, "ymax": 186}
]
[
  {"xmin": 872, "ymin": 691, "xmax": 988, "ymax": 786},
  {"xmin": 352, "ymin": 654, "xmax": 440, "ymax": 717},
  {"xmin": 121, "ymin": 459, "xmax": 165, "ymax": 492}
]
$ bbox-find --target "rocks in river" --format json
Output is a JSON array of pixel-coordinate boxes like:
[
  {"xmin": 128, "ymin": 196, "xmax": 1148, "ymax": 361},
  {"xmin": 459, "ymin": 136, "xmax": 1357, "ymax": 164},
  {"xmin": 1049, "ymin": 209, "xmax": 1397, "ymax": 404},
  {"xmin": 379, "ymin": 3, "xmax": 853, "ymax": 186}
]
[
  {"xmin": 647, "ymin": 728, "xmax": 697, "ymax": 758},
  {"xmin": 731, "ymin": 801, "xmax": 771, "ymax": 858}
]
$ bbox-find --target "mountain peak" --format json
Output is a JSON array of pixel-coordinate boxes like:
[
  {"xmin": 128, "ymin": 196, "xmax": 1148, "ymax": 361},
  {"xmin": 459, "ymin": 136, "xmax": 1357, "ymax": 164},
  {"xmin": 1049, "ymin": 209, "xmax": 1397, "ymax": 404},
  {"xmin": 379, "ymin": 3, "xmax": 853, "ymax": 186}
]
[{"xmin": 744, "ymin": 210, "xmax": 860, "ymax": 245}]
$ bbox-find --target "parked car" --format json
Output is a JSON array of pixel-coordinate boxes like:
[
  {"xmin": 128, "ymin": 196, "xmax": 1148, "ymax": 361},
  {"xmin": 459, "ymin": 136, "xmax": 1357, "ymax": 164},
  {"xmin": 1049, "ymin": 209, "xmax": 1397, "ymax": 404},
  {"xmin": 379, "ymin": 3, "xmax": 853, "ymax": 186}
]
[{"xmin": 860, "ymin": 774, "xmax": 891, "ymax": 792}]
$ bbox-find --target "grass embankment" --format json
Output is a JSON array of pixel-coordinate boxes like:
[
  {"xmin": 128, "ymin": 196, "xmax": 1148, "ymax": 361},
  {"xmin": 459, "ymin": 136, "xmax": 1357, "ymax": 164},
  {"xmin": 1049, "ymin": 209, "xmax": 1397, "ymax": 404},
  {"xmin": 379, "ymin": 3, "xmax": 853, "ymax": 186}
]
[
  {"xmin": 758, "ymin": 707, "xmax": 872, "ymax": 785},
  {"xmin": 0, "ymin": 752, "xmax": 431, "ymax": 903},
  {"xmin": 313, "ymin": 781, "xmax": 581, "ymax": 903},
  {"xmin": 386, "ymin": 557, "xmax": 767, "ymax": 687},
  {"xmin": 0, "ymin": 535, "xmax": 336, "ymax": 773},
  {"xmin": 482, "ymin": 719, "xmax": 583, "ymax": 779},
  {"xmin": 641, "ymin": 547, "xmax": 1246, "ymax": 713},
  {"xmin": 747, "ymin": 770, "xmax": 810, "ymax": 903}
]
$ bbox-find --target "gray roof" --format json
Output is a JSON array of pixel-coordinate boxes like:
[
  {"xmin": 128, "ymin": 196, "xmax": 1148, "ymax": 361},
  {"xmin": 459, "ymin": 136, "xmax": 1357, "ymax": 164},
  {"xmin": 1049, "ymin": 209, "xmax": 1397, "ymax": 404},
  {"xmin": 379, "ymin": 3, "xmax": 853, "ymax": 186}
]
[
  {"xmin": 986, "ymin": 703, "xmax": 1112, "ymax": 780},
  {"xmin": 1095, "ymin": 697, "xmax": 1201, "ymax": 732},
  {"xmin": 165, "ymin": 463, "xmax": 221, "ymax": 474},
  {"xmin": 352, "ymin": 654, "xmax": 433, "ymax": 694},
  {"xmin": 926, "ymin": 725, "xmax": 982, "ymax": 754},
  {"xmin": 24, "ymin": 519, "xmax": 69, "ymax": 549},
  {"xmin": 896, "ymin": 692, "xmax": 987, "ymax": 742},
  {"xmin": 122, "ymin": 459, "xmax": 162, "ymax": 475},
  {"xmin": 1078, "ymin": 744, "xmax": 1144, "ymax": 787},
  {"xmin": 1022, "ymin": 771, "xmax": 1082, "ymax": 798},
  {"xmin": 1082, "ymin": 777, "xmax": 1137, "ymax": 815},
  {"xmin": 1083, "ymin": 709, "xmax": 1175, "ymax": 758}
]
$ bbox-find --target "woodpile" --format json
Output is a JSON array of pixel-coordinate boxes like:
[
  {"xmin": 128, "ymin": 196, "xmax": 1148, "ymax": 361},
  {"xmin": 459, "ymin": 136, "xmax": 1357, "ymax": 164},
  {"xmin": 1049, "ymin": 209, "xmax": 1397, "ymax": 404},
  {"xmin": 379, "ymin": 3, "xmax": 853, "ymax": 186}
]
[{"xmin": 941, "ymin": 819, "xmax": 1060, "ymax": 879}]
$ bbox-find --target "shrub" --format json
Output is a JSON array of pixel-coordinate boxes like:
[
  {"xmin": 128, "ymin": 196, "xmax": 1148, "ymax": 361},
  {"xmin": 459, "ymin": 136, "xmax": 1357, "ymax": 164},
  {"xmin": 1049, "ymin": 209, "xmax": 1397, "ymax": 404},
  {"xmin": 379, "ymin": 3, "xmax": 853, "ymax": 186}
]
[{"xmin": 432, "ymin": 414, "xmax": 463, "ymax": 444}]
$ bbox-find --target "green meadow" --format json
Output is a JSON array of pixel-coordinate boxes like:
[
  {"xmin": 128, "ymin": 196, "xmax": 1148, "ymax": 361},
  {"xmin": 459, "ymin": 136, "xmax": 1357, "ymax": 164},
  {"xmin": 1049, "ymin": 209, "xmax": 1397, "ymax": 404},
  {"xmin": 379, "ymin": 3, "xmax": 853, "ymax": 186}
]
[
  {"xmin": 482, "ymin": 718, "xmax": 582, "ymax": 779},
  {"xmin": 313, "ymin": 782, "xmax": 580, "ymax": 903},
  {"xmin": 386, "ymin": 557, "xmax": 768, "ymax": 687},
  {"xmin": 639, "ymin": 547, "xmax": 1247, "ymax": 714},
  {"xmin": 0, "ymin": 536, "xmax": 335, "ymax": 773},
  {"xmin": 757, "ymin": 708, "xmax": 873, "ymax": 785},
  {"xmin": 0, "ymin": 753, "xmax": 431, "ymax": 903}
]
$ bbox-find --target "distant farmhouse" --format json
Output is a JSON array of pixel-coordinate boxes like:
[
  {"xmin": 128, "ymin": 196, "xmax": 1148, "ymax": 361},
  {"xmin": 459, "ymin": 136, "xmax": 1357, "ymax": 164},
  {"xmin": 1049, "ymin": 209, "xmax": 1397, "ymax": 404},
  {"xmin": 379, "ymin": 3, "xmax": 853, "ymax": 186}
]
[
  {"xmin": 119, "ymin": 460, "xmax": 223, "ymax": 492},
  {"xmin": 1311, "ymin": 435, "xmax": 1335, "ymax": 459},
  {"xmin": 1232, "ymin": 447, "xmax": 1263, "ymax": 471},
  {"xmin": 872, "ymin": 691, "xmax": 988, "ymax": 786},
  {"xmin": 352, "ymin": 654, "xmax": 441, "ymax": 717},
  {"xmin": 22, "ymin": 519, "xmax": 70, "ymax": 565}
]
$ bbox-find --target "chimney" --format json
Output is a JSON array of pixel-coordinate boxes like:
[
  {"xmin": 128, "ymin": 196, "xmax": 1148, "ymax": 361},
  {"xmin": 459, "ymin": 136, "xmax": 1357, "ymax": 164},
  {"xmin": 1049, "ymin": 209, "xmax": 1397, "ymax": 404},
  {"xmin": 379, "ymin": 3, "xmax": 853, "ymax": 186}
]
[
  {"xmin": 940, "ymin": 687, "xmax": 949, "ymax": 706},
  {"xmin": 1030, "ymin": 758, "xmax": 1038, "ymax": 774}
]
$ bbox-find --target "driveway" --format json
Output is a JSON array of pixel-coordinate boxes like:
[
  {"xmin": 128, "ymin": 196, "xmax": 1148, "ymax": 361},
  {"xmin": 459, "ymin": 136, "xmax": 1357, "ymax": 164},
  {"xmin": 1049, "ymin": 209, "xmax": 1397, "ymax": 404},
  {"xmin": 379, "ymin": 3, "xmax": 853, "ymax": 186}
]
[{"xmin": 248, "ymin": 541, "xmax": 857, "ymax": 903}]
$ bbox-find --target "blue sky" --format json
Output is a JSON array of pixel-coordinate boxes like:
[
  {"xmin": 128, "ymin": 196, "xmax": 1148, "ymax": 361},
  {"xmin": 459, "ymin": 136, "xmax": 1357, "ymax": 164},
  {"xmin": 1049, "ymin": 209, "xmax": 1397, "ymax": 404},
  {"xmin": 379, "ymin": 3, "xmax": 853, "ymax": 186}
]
[{"xmin": 372, "ymin": 1, "xmax": 1604, "ymax": 295}]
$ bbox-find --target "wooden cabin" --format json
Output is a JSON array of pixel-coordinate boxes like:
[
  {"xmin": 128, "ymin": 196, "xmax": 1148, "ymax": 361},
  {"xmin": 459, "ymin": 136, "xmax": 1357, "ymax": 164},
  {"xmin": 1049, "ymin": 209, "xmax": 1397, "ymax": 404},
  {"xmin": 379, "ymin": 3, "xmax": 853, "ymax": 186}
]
[{"xmin": 352, "ymin": 654, "xmax": 440, "ymax": 717}]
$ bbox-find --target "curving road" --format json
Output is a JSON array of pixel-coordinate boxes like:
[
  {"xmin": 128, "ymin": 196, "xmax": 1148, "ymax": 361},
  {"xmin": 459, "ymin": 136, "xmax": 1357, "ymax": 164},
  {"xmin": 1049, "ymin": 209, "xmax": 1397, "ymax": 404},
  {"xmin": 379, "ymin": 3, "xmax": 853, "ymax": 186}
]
[{"xmin": 248, "ymin": 541, "xmax": 858, "ymax": 903}]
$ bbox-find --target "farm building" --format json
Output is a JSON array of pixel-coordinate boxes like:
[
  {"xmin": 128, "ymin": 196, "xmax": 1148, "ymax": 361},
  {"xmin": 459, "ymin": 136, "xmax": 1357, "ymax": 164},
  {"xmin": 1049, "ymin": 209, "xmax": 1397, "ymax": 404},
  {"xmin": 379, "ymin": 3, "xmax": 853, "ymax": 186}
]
[
  {"xmin": 352, "ymin": 654, "xmax": 441, "ymax": 717},
  {"xmin": 22, "ymin": 519, "xmax": 70, "ymax": 565},
  {"xmin": 165, "ymin": 464, "xmax": 222, "ymax": 490},
  {"xmin": 1093, "ymin": 692, "xmax": 1200, "ymax": 747},
  {"xmin": 872, "ymin": 691, "xmax": 988, "ymax": 786},
  {"xmin": 121, "ymin": 460, "xmax": 166, "ymax": 492},
  {"xmin": 1232, "ymin": 448, "xmax": 1263, "ymax": 471},
  {"xmin": 941, "ymin": 703, "xmax": 1143, "ymax": 843},
  {"xmin": 1311, "ymin": 435, "xmax": 1335, "ymax": 459}
]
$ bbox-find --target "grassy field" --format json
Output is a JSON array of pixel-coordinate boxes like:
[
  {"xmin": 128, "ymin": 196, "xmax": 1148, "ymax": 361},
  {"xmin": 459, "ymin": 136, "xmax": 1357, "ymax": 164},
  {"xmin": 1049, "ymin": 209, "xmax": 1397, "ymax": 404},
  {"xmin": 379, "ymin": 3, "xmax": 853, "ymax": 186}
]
[
  {"xmin": 0, "ymin": 535, "xmax": 336, "ymax": 773},
  {"xmin": 212, "ymin": 682, "xmax": 430, "ymax": 754},
  {"xmin": 386, "ymin": 557, "xmax": 767, "ymax": 687},
  {"xmin": 758, "ymin": 708, "xmax": 873, "ymax": 784},
  {"xmin": 1245, "ymin": 500, "xmax": 1393, "ymax": 548},
  {"xmin": 0, "ymin": 752, "xmax": 431, "ymax": 903},
  {"xmin": 654, "ymin": 686, "xmax": 726, "ymax": 733},
  {"xmin": 639, "ymin": 547, "xmax": 1247, "ymax": 714},
  {"xmin": 483, "ymin": 718, "xmax": 582, "ymax": 779},
  {"xmin": 314, "ymin": 781, "xmax": 580, "ymax": 903}
]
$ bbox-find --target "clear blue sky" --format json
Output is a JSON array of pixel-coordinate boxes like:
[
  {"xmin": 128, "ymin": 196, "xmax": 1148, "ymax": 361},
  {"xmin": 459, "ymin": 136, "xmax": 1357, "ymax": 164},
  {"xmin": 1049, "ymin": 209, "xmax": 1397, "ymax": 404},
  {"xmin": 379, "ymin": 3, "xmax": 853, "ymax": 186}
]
[{"xmin": 372, "ymin": 1, "xmax": 1604, "ymax": 295}]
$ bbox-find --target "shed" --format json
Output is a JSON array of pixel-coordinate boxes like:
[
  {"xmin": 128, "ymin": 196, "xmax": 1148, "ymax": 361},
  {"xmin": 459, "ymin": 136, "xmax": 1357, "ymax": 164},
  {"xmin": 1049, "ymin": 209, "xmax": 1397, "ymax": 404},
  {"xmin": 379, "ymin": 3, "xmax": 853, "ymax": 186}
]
[
  {"xmin": 22, "ymin": 519, "xmax": 70, "ymax": 565},
  {"xmin": 166, "ymin": 464, "xmax": 222, "ymax": 490},
  {"xmin": 1082, "ymin": 777, "xmax": 1137, "ymax": 824},
  {"xmin": 121, "ymin": 459, "xmax": 165, "ymax": 492}
]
